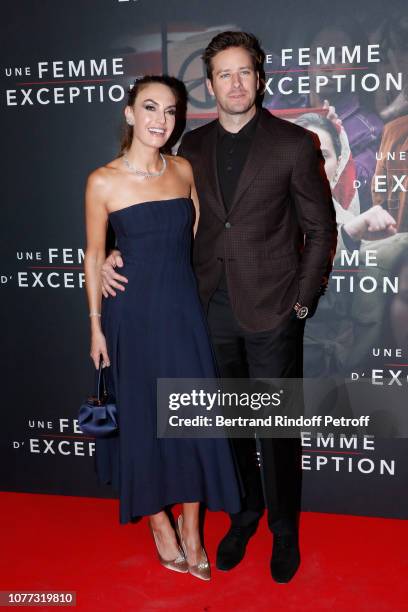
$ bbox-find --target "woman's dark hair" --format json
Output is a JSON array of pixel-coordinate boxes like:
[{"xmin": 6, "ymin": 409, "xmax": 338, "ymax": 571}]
[
  {"xmin": 295, "ymin": 112, "xmax": 342, "ymax": 158},
  {"xmin": 119, "ymin": 75, "xmax": 187, "ymax": 155},
  {"xmin": 202, "ymin": 30, "xmax": 265, "ymax": 82}
]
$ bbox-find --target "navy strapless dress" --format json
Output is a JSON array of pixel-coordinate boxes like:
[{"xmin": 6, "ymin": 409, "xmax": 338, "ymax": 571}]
[{"xmin": 96, "ymin": 197, "xmax": 241, "ymax": 524}]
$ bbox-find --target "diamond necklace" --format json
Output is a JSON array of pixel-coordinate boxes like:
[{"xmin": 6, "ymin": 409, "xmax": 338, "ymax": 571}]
[{"xmin": 123, "ymin": 152, "xmax": 167, "ymax": 179}]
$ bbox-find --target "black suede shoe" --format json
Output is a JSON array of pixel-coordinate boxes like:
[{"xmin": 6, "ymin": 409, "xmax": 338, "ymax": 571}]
[
  {"xmin": 270, "ymin": 533, "xmax": 300, "ymax": 583},
  {"xmin": 216, "ymin": 522, "xmax": 258, "ymax": 571}
]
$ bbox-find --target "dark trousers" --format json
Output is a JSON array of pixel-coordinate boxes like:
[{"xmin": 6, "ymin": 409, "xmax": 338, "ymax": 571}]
[{"xmin": 207, "ymin": 286, "xmax": 303, "ymax": 535}]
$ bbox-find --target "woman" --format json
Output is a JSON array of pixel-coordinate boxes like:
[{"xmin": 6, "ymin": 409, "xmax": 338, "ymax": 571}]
[
  {"xmin": 295, "ymin": 113, "xmax": 396, "ymax": 260},
  {"xmin": 84, "ymin": 75, "xmax": 241, "ymax": 581}
]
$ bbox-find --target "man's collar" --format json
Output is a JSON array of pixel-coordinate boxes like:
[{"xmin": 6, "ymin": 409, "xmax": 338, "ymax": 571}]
[{"xmin": 217, "ymin": 107, "xmax": 259, "ymax": 139}]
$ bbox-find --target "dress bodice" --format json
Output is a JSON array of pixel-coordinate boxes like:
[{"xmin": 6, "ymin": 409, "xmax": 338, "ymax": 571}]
[{"xmin": 108, "ymin": 197, "xmax": 193, "ymax": 263}]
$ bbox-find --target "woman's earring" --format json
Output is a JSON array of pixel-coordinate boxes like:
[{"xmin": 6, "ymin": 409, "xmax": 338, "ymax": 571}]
[{"xmin": 126, "ymin": 119, "xmax": 134, "ymax": 126}]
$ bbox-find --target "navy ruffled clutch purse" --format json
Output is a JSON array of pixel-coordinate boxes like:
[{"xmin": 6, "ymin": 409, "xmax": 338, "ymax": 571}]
[{"xmin": 78, "ymin": 361, "xmax": 118, "ymax": 437}]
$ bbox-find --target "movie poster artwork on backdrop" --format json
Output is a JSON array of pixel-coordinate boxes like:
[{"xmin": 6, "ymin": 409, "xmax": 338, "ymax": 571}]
[{"xmin": 1, "ymin": 1, "xmax": 407, "ymax": 517}]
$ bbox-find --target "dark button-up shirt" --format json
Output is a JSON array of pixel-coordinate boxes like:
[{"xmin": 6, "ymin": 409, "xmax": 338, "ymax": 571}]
[
  {"xmin": 217, "ymin": 109, "xmax": 259, "ymax": 212},
  {"xmin": 215, "ymin": 110, "xmax": 259, "ymax": 290}
]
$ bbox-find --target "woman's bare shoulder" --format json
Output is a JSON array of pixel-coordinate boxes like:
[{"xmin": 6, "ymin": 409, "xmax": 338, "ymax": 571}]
[
  {"xmin": 167, "ymin": 154, "xmax": 193, "ymax": 176},
  {"xmin": 87, "ymin": 158, "xmax": 122, "ymax": 192}
]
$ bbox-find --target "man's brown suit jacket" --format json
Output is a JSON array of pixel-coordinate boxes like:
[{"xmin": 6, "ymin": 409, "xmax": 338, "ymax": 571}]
[{"xmin": 178, "ymin": 107, "xmax": 337, "ymax": 332}]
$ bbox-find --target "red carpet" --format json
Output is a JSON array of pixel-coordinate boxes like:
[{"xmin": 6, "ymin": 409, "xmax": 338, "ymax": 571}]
[{"xmin": 1, "ymin": 492, "xmax": 407, "ymax": 611}]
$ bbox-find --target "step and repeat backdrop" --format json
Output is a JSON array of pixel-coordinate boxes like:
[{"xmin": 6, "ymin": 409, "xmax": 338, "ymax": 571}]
[{"xmin": 1, "ymin": 0, "xmax": 407, "ymax": 518}]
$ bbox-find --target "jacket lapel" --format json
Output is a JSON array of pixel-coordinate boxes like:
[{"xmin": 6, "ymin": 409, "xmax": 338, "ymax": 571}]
[
  {"xmin": 201, "ymin": 122, "xmax": 226, "ymax": 221},
  {"xmin": 229, "ymin": 108, "xmax": 274, "ymax": 215}
]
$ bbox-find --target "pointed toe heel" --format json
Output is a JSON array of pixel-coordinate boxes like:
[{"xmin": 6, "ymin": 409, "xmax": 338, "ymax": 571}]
[
  {"xmin": 177, "ymin": 515, "xmax": 211, "ymax": 581},
  {"xmin": 150, "ymin": 524, "xmax": 189, "ymax": 574}
]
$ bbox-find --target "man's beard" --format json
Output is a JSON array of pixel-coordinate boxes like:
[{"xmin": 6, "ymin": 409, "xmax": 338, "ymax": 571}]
[{"xmin": 219, "ymin": 95, "xmax": 256, "ymax": 116}]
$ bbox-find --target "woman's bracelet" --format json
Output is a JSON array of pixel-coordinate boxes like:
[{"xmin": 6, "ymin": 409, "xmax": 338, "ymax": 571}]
[{"xmin": 89, "ymin": 312, "xmax": 101, "ymax": 318}]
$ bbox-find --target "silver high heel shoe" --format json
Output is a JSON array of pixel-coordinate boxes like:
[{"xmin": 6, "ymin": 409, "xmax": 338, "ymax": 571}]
[
  {"xmin": 149, "ymin": 524, "xmax": 188, "ymax": 573},
  {"xmin": 176, "ymin": 515, "xmax": 211, "ymax": 581}
]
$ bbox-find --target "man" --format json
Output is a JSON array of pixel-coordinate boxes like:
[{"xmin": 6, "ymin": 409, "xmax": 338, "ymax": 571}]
[{"xmin": 102, "ymin": 31, "xmax": 337, "ymax": 582}]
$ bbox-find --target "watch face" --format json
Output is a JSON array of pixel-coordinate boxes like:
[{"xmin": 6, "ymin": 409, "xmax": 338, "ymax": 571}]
[{"xmin": 297, "ymin": 306, "xmax": 308, "ymax": 319}]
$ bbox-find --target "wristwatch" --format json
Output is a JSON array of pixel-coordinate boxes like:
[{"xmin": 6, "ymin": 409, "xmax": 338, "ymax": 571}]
[{"xmin": 293, "ymin": 302, "xmax": 308, "ymax": 319}]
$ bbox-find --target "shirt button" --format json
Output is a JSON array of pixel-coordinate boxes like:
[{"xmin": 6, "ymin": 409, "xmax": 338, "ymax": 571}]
[
  {"xmin": 225, "ymin": 221, "xmax": 232, "ymax": 229},
  {"xmin": 227, "ymin": 166, "xmax": 232, "ymax": 171}
]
